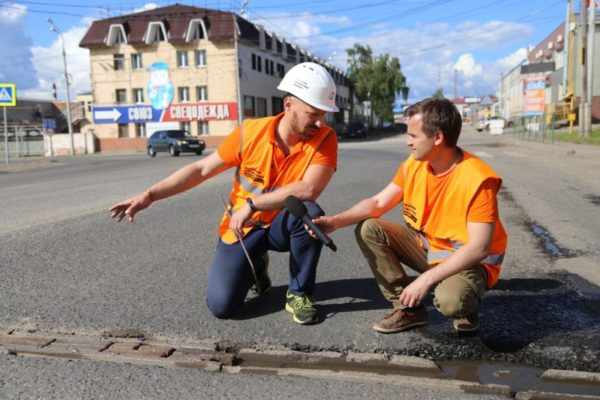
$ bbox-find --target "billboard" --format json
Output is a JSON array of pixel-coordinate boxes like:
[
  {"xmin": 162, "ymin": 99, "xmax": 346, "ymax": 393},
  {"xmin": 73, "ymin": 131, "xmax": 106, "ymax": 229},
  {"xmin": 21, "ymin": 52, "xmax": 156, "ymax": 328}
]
[
  {"xmin": 523, "ymin": 77, "xmax": 545, "ymax": 116},
  {"xmin": 91, "ymin": 60, "xmax": 238, "ymax": 125}
]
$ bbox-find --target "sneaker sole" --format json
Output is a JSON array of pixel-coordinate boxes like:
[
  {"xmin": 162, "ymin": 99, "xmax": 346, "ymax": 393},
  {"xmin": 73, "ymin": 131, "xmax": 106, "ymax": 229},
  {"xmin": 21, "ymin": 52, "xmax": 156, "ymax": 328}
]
[
  {"xmin": 372, "ymin": 320, "xmax": 427, "ymax": 334},
  {"xmin": 453, "ymin": 323, "xmax": 480, "ymax": 334},
  {"xmin": 285, "ymin": 303, "xmax": 318, "ymax": 325}
]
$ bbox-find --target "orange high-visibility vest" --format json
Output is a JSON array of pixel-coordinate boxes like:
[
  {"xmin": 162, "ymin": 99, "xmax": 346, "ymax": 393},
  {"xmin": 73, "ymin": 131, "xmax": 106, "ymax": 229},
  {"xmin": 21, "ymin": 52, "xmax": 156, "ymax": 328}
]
[
  {"xmin": 219, "ymin": 115, "xmax": 334, "ymax": 244},
  {"xmin": 402, "ymin": 151, "xmax": 507, "ymax": 288}
]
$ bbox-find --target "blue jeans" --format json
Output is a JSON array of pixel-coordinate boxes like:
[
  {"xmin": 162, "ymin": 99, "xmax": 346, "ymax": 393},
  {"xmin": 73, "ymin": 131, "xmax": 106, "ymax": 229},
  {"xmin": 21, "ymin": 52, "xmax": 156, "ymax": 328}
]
[{"xmin": 206, "ymin": 201, "xmax": 324, "ymax": 318}]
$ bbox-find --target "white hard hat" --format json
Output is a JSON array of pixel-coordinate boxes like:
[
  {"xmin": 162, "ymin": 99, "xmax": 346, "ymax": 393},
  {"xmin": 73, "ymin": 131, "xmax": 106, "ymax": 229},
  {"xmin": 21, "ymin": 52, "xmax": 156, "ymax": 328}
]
[{"xmin": 277, "ymin": 62, "xmax": 339, "ymax": 112}]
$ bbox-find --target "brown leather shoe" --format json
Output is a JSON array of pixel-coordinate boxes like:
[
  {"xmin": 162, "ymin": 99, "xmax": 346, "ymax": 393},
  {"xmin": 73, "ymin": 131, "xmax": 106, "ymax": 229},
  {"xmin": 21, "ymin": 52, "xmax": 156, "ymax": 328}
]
[
  {"xmin": 453, "ymin": 314, "xmax": 480, "ymax": 334},
  {"xmin": 372, "ymin": 307, "xmax": 428, "ymax": 333}
]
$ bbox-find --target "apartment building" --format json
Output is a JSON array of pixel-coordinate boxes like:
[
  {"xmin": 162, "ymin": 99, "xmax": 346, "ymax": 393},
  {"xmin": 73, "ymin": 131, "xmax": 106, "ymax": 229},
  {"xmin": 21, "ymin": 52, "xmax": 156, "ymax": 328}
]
[{"xmin": 79, "ymin": 4, "xmax": 352, "ymax": 143}]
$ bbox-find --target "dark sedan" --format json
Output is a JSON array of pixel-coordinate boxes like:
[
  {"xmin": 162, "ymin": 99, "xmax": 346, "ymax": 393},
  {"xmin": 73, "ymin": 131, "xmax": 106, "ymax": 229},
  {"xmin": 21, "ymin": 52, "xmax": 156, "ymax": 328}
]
[
  {"xmin": 344, "ymin": 121, "xmax": 368, "ymax": 139},
  {"xmin": 147, "ymin": 130, "xmax": 206, "ymax": 157}
]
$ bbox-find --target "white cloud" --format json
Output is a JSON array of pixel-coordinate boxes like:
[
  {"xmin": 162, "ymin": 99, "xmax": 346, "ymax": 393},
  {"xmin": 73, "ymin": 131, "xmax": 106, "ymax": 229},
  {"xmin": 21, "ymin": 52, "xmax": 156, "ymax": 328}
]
[
  {"xmin": 250, "ymin": 12, "xmax": 350, "ymax": 56},
  {"xmin": 0, "ymin": 2, "xmax": 26, "ymax": 22},
  {"xmin": 0, "ymin": 3, "xmax": 36, "ymax": 92},
  {"xmin": 21, "ymin": 22, "xmax": 92, "ymax": 100},
  {"xmin": 249, "ymin": 16, "xmax": 534, "ymax": 100},
  {"xmin": 133, "ymin": 3, "xmax": 159, "ymax": 13},
  {"xmin": 497, "ymin": 47, "xmax": 528, "ymax": 70},
  {"xmin": 454, "ymin": 54, "xmax": 483, "ymax": 78}
]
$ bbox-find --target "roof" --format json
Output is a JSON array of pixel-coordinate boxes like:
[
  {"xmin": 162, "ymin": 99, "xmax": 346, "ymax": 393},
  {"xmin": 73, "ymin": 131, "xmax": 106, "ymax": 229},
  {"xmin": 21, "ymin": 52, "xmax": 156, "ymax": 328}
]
[
  {"xmin": 450, "ymin": 97, "xmax": 466, "ymax": 105},
  {"xmin": 80, "ymin": 4, "xmax": 237, "ymax": 48},
  {"xmin": 528, "ymin": 22, "xmax": 565, "ymax": 63}
]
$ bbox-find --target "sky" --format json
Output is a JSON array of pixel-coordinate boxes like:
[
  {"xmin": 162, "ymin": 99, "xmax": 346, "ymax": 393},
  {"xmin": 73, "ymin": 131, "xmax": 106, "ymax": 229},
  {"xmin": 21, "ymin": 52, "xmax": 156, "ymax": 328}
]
[{"xmin": 0, "ymin": 0, "xmax": 567, "ymax": 104}]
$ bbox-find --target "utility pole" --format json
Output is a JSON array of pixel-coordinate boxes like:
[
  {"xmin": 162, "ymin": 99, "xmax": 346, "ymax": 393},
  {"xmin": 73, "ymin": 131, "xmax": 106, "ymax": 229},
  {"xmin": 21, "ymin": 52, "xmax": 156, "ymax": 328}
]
[
  {"xmin": 48, "ymin": 18, "xmax": 75, "ymax": 155},
  {"xmin": 580, "ymin": 0, "xmax": 589, "ymax": 136},
  {"xmin": 233, "ymin": 14, "xmax": 243, "ymax": 126},
  {"xmin": 585, "ymin": 0, "xmax": 596, "ymax": 135},
  {"xmin": 453, "ymin": 69, "xmax": 458, "ymax": 99}
]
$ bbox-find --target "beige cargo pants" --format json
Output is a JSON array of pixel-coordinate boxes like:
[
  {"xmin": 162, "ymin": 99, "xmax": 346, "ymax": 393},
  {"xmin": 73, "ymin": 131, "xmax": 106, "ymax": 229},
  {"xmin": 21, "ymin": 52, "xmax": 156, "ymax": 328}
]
[{"xmin": 355, "ymin": 218, "xmax": 487, "ymax": 318}]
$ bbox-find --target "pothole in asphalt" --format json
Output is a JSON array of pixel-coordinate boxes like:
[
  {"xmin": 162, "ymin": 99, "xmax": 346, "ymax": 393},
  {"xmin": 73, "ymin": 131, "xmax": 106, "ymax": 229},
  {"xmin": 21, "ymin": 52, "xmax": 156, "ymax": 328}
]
[
  {"xmin": 585, "ymin": 194, "xmax": 600, "ymax": 206},
  {"xmin": 529, "ymin": 222, "xmax": 578, "ymax": 258}
]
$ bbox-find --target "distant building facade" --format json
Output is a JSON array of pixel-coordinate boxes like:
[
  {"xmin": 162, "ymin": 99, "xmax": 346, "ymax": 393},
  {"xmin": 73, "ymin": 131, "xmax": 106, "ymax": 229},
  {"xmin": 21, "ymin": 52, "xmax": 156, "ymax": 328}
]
[
  {"xmin": 79, "ymin": 4, "xmax": 352, "ymax": 143},
  {"xmin": 499, "ymin": 13, "xmax": 600, "ymax": 123}
]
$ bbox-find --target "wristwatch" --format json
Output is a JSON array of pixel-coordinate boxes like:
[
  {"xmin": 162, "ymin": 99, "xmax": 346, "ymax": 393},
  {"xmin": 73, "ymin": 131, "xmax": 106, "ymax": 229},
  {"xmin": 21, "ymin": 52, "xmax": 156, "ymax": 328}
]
[{"xmin": 246, "ymin": 197, "xmax": 258, "ymax": 213}]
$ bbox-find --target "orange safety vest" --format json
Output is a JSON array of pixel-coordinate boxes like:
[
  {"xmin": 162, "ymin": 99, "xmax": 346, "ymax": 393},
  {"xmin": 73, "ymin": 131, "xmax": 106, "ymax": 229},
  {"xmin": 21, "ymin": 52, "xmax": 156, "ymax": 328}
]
[
  {"xmin": 219, "ymin": 114, "xmax": 334, "ymax": 244},
  {"xmin": 402, "ymin": 150, "xmax": 507, "ymax": 288}
]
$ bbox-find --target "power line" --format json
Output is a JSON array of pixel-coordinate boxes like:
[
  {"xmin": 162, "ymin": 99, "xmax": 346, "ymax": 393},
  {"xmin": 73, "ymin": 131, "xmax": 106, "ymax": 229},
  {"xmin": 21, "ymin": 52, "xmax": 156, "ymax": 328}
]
[
  {"xmin": 285, "ymin": 0, "xmax": 460, "ymax": 40},
  {"xmin": 249, "ymin": 0, "xmax": 404, "ymax": 20}
]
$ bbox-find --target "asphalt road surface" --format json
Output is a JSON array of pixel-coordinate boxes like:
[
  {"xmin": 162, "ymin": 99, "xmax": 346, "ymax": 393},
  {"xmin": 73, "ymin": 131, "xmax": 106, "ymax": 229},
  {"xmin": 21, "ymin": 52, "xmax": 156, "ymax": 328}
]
[{"xmin": 1, "ymin": 128, "xmax": 600, "ymax": 397}]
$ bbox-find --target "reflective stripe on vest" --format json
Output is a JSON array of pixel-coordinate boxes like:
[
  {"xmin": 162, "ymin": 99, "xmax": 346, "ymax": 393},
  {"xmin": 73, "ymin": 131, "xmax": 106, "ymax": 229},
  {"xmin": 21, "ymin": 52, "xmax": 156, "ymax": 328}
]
[
  {"xmin": 235, "ymin": 169, "xmax": 267, "ymax": 195},
  {"xmin": 427, "ymin": 243, "xmax": 505, "ymax": 267}
]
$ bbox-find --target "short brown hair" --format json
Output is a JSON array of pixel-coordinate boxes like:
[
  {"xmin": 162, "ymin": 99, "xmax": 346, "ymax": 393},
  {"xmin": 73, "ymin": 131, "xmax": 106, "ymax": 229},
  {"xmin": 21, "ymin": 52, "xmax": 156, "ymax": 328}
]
[{"xmin": 406, "ymin": 98, "xmax": 462, "ymax": 147}]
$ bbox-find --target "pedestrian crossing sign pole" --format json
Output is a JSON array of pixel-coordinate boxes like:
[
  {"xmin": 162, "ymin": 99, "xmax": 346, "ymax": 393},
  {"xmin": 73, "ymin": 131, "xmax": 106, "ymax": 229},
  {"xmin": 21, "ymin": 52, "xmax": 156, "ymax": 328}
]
[{"xmin": 1, "ymin": 83, "xmax": 17, "ymax": 164}]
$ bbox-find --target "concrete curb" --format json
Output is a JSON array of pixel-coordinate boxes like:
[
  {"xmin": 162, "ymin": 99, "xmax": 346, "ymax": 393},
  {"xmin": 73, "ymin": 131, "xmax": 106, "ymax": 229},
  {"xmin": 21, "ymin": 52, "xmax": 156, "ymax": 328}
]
[
  {"xmin": 515, "ymin": 391, "xmax": 600, "ymax": 400},
  {"xmin": 4, "ymin": 331, "xmax": 600, "ymax": 398},
  {"xmin": 542, "ymin": 369, "xmax": 600, "ymax": 384}
]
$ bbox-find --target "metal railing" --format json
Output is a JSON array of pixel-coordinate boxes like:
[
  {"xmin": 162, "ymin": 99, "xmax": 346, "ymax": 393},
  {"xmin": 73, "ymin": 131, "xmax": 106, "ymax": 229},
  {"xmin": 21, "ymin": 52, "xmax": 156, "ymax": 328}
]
[
  {"xmin": 502, "ymin": 114, "xmax": 558, "ymax": 144},
  {"xmin": 0, "ymin": 124, "xmax": 45, "ymax": 160}
]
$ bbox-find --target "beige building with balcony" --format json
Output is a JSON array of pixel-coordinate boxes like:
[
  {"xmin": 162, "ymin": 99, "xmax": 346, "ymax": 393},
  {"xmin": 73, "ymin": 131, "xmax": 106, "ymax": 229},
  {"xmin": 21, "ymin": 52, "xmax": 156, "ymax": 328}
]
[{"xmin": 79, "ymin": 4, "xmax": 352, "ymax": 148}]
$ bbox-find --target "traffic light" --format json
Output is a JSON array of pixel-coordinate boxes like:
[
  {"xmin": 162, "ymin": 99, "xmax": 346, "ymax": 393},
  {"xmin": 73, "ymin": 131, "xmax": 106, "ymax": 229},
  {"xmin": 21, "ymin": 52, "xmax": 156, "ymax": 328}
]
[{"xmin": 52, "ymin": 83, "xmax": 57, "ymax": 100}]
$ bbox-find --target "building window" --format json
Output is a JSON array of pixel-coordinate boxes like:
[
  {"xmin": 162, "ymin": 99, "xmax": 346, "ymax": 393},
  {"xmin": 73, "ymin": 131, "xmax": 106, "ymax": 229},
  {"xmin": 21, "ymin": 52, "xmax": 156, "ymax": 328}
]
[
  {"xmin": 196, "ymin": 86, "xmax": 208, "ymax": 101},
  {"xmin": 272, "ymin": 96, "xmax": 283, "ymax": 115},
  {"xmin": 113, "ymin": 54, "xmax": 125, "ymax": 70},
  {"xmin": 256, "ymin": 97, "xmax": 267, "ymax": 117},
  {"xmin": 107, "ymin": 24, "xmax": 127, "ymax": 46},
  {"xmin": 197, "ymin": 120, "xmax": 209, "ymax": 135},
  {"xmin": 277, "ymin": 63, "xmax": 285, "ymax": 78},
  {"xmin": 177, "ymin": 50, "xmax": 189, "ymax": 67},
  {"xmin": 195, "ymin": 49, "xmax": 206, "ymax": 67},
  {"xmin": 186, "ymin": 18, "xmax": 207, "ymax": 42},
  {"xmin": 243, "ymin": 95, "xmax": 255, "ymax": 117},
  {"xmin": 115, "ymin": 89, "xmax": 127, "ymax": 103},
  {"xmin": 131, "ymin": 53, "xmax": 143, "ymax": 69},
  {"xmin": 265, "ymin": 35, "xmax": 272, "ymax": 50},
  {"xmin": 118, "ymin": 124, "xmax": 128, "ymax": 138},
  {"xmin": 145, "ymin": 21, "xmax": 166, "ymax": 44},
  {"xmin": 135, "ymin": 123, "xmax": 146, "ymax": 137},
  {"xmin": 276, "ymin": 40, "xmax": 282, "ymax": 54},
  {"xmin": 257, "ymin": 55, "xmax": 262, "ymax": 72},
  {"xmin": 178, "ymin": 87, "xmax": 190, "ymax": 102},
  {"xmin": 265, "ymin": 59, "xmax": 275, "ymax": 76},
  {"xmin": 252, "ymin": 54, "xmax": 257, "ymax": 70},
  {"xmin": 133, "ymin": 88, "xmax": 144, "ymax": 103},
  {"xmin": 180, "ymin": 121, "xmax": 191, "ymax": 133}
]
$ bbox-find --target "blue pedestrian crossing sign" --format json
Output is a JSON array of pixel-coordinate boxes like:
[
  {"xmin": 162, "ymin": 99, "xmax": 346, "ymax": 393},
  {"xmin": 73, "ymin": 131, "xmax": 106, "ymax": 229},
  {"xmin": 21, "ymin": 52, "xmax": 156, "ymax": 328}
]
[{"xmin": 0, "ymin": 83, "xmax": 16, "ymax": 107}]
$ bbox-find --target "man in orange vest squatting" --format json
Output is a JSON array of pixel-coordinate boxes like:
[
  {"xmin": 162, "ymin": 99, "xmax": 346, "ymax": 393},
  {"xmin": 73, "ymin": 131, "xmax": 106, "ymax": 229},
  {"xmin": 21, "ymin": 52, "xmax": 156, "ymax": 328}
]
[
  {"xmin": 110, "ymin": 62, "xmax": 339, "ymax": 325},
  {"xmin": 312, "ymin": 98, "xmax": 507, "ymax": 334}
]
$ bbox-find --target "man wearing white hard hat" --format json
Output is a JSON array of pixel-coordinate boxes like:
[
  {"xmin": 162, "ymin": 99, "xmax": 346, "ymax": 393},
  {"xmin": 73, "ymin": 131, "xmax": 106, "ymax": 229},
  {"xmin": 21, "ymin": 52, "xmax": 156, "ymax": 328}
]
[{"xmin": 110, "ymin": 62, "xmax": 339, "ymax": 325}]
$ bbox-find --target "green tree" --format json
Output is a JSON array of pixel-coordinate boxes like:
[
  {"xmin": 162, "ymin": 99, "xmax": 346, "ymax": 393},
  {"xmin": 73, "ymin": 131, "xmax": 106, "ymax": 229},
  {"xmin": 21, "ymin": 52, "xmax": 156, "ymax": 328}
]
[
  {"xmin": 432, "ymin": 88, "xmax": 445, "ymax": 99},
  {"xmin": 346, "ymin": 44, "xmax": 407, "ymax": 122}
]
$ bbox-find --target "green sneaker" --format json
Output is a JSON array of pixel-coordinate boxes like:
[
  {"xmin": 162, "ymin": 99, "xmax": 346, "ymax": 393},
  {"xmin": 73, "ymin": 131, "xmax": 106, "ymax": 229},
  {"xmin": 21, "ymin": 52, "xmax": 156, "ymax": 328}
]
[
  {"xmin": 285, "ymin": 290, "xmax": 318, "ymax": 324},
  {"xmin": 251, "ymin": 253, "xmax": 271, "ymax": 296}
]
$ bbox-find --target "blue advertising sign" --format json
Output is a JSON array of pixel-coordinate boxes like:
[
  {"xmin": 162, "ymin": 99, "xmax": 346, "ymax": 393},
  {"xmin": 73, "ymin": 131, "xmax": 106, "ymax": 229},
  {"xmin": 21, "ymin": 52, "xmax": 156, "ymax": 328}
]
[{"xmin": 92, "ymin": 105, "xmax": 162, "ymax": 124}]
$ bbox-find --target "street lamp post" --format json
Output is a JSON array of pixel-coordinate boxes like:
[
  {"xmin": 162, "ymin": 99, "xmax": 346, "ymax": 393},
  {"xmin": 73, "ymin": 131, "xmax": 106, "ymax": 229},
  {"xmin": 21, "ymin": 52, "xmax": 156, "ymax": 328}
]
[{"xmin": 48, "ymin": 18, "xmax": 75, "ymax": 156}]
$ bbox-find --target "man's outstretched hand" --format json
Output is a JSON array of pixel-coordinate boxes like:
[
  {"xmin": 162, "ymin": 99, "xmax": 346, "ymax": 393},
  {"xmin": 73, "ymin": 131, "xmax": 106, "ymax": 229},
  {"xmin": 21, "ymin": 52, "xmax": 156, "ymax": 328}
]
[{"xmin": 110, "ymin": 191, "xmax": 153, "ymax": 223}]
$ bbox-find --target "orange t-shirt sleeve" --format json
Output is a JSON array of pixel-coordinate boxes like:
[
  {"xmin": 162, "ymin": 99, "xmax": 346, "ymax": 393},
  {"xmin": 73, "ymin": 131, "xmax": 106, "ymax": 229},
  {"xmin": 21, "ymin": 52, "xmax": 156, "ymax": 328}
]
[
  {"xmin": 467, "ymin": 178, "xmax": 500, "ymax": 223},
  {"xmin": 310, "ymin": 132, "xmax": 338, "ymax": 169},
  {"xmin": 217, "ymin": 127, "xmax": 242, "ymax": 167},
  {"xmin": 392, "ymin": 162, "xmax": 405, "ymax": 189}
]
